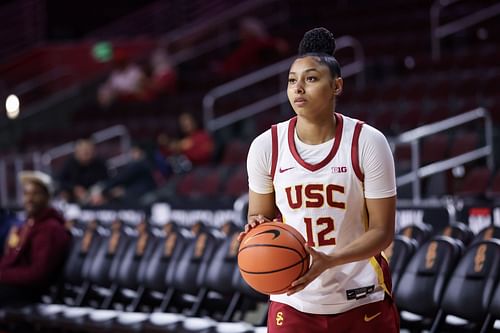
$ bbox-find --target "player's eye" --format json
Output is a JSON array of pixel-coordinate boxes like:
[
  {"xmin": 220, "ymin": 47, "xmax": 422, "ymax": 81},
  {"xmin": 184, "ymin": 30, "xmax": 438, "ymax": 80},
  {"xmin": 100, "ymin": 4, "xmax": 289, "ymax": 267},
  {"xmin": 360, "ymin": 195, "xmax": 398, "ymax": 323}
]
[
  {"xmin": 288, "ymin": 78, "xmax": 296, "ymax": 84},
  {"xmin": 306, "ymin": 76, "xmax": 317, "ymax": 82}
]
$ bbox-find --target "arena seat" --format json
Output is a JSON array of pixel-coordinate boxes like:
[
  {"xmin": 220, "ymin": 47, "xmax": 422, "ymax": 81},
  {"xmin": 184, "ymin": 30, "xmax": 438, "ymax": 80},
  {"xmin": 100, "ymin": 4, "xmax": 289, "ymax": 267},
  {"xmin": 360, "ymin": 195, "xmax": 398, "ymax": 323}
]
[
  {"xmin": 9, "ymin": 220, "xmax": 105, "ymax": 330},
  {"xmin": 44, "ymin": 220, "xmax": 133, "ymax": 331},
  {"xmin": 223, "ymin": 167, "xmax": 248, "ymax": 199},
  {"xmin": 77, "ymin": 221, "xmax": 157, "ymax": 331},
  {"xmin": 455, "ymin": 166, "xmax": 492, "ymax": 198},
  {"xmin": 395, "ymin": 236, "xmax": 463, "ymax": 331},
  {"xmin": 190, "ymin": 223, "xmax": 242, "ymax": 318},
  {"xmin": 228, "ymin": 266, "xmax": 269, "ymax": 326},
  {"xmin": 109, "ymin": 223, "xmax": 192, "ymax": 333},
  {"xmin": 438, "ymin": 222, "xmax": 474, "ymax": 247},
  {"xmin": 398, "ymin": 223, "xmax": 434, "ymax": 246},
  {"xmin": 479, "ymin": 281, "xmax": 500, "ymax": 333},
  {"xmin": 160, "ymin": 223, "xmax": 222, "ymax": 313},
  {"xmin": 386, "ymin": 235, "xmax": 418, "ymax": 292},
  {"xmin": 472, "ymin": 226, "xmax": 500, "ymax": 245},
  {"xmin": 429, "ymin": 239, "xmax": 500, "ymax": 333}
]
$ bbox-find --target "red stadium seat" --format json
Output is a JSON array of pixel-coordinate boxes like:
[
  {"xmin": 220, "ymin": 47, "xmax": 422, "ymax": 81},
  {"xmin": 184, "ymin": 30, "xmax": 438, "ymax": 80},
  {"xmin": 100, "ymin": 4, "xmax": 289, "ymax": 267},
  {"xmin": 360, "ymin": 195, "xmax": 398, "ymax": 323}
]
[{"xmin": 455, "ymin": 166, "xmax": 491, "ymax": 197}]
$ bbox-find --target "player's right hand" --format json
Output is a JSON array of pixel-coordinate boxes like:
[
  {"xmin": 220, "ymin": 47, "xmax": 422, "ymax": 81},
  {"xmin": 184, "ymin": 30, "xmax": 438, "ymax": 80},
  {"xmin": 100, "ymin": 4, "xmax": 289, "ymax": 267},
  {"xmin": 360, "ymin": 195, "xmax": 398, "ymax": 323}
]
[{"xmin": 237, "ymin": 214, "xmax": 272, "ymax": 242}]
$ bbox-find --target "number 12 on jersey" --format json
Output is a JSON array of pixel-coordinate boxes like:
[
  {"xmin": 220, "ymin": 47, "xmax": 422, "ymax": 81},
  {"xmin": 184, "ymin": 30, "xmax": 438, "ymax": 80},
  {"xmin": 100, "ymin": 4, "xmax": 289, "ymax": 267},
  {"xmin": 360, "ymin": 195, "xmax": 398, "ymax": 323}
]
[{"xmin": 303, "ymin": 217, "xmax": 336, "ymax": 247}]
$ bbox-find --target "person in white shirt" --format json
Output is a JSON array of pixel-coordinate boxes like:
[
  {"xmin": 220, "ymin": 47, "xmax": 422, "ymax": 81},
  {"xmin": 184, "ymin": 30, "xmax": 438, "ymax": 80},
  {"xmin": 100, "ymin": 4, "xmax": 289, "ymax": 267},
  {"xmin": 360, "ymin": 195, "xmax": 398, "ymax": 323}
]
[{"xmin": 238, "ymin": 27, "xmax": 399, "ymax": 333}]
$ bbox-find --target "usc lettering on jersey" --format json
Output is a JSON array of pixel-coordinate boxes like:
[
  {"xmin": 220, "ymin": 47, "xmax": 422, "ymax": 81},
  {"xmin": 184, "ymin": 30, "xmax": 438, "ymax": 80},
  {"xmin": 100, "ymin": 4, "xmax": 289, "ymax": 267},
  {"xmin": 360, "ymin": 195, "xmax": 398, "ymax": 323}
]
[{"xmin": 269, "ymin": 113, "xmax": 390, "ymax": 315}]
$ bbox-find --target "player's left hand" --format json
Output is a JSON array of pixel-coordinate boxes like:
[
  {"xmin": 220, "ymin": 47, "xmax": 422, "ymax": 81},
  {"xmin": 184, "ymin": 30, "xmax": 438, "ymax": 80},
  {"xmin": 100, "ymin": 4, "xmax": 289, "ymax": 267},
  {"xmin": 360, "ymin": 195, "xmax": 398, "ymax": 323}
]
[{"xmin": 286, "ymin": 244, "xmax": 335, "ymax": 296}]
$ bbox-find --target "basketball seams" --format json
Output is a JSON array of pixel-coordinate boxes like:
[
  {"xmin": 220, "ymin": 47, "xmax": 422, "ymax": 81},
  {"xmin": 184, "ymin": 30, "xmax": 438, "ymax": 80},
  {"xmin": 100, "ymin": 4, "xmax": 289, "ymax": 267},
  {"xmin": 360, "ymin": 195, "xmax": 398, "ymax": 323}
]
[{"xmin": 239, "ymin": 255, "xmax": 308, "ymax": 275}]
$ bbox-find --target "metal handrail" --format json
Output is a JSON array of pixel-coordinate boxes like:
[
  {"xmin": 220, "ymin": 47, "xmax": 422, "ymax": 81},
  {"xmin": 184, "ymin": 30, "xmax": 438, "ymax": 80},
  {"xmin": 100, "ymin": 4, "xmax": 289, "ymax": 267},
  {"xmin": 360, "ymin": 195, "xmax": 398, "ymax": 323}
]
[
  {"xmin": 0, "ymin": 125, "xmax": 131, "ymax": 206},
  {"xmin": 431, "ymin": 0, "xmax": 500, "ymax": 60},
  {"xmin": 394, "ymin": 107, "xmax": 494, "ymax": 203},
  {"xmin": 203, "ymin": 35, "xmax": 365, "ymax": 132},
  {"xmin": 41, "ymin": 124, "xmax": 131, "ymax": 173}
]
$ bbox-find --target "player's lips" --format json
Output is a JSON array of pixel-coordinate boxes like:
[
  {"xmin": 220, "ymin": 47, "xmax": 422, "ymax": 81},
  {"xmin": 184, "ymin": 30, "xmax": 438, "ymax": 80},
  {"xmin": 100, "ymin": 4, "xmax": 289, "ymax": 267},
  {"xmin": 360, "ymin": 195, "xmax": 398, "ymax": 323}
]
[{"xmin": 294, "ymin": 97, "xmax": 307, "ymax": 105}]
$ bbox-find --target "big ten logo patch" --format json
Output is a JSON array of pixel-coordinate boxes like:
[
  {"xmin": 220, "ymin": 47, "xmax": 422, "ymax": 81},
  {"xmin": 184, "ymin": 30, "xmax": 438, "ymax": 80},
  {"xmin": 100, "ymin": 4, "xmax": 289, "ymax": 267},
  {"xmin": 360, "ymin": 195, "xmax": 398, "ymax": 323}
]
[
  {"xmin": 474, "ymin": 244, "xmax": 487, "ymax": 273},
  {"xmin": 331, "ymin": 166, "xmax": 347, "ymax": 173},
  {"xmin": 276, "ymin": 311, "xmax": 284, "ymax": 326},
  {"xmin": 425, "ymin": 241, "xmax": 438, "ymax": 269}
]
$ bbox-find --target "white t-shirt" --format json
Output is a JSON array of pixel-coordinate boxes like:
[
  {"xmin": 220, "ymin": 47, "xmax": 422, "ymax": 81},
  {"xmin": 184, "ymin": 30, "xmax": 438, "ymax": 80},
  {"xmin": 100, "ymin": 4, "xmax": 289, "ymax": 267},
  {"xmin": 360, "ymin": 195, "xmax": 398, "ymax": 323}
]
[
  {"xmin": 248, "ymin": 116, "xmax": 396, "ymax": 198},
  {"xmin": 246, "ymin": 113, "xmax": 396, "ymax": 314}
]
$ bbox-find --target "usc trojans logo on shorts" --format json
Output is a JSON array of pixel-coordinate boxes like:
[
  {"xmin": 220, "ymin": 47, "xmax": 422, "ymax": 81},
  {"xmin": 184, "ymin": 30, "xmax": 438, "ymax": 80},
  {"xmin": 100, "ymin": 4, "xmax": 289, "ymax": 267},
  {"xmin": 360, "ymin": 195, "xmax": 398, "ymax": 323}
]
[{"xmin": 276, "ymin": 311, "xmax": 284, "ymax": 326}]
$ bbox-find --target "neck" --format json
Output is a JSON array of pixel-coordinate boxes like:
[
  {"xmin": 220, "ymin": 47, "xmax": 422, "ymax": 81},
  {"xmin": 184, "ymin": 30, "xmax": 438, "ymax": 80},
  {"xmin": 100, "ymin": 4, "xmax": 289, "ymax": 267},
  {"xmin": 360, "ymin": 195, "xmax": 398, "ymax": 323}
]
[{"xmin": 296, "ymin": 112, "xmax": 337, "ymax": 145}]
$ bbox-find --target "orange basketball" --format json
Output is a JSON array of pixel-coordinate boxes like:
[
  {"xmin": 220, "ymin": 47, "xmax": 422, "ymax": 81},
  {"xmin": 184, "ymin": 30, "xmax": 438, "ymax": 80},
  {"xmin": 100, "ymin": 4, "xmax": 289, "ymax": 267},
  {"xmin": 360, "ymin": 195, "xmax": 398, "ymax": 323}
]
[{"xmin": 238, "ymin": 222, "xmax": 310, "ymax": 295}]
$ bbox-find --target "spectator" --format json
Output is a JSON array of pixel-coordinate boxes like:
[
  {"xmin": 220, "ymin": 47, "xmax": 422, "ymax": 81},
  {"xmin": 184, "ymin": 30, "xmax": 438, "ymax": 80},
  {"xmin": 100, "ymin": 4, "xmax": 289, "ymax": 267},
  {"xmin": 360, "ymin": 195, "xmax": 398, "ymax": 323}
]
[
  {"xmin": 57, "ymin": 139, "xmax": 109, "ymax": 204},
  {"xmin": 214, "ymin": 17, "xmax": 289, "ymax": 78},
  {"xmin": 97, "ymin": 49, "xmax": 147, "ymax": 107},
  {"xmin": 89, "ymin": 143, "xmax": 156, "ymax": 206},
  {"xmin": 0, "ymin": 171, "xmax": 71, "ymax": 306},
  {"xmin": 144, "ymin": 44, "xmax": 177, "ymax": 99},
  {"xmin": 156, "ymin": 113, "xmax": 214, "ymax": 175}
]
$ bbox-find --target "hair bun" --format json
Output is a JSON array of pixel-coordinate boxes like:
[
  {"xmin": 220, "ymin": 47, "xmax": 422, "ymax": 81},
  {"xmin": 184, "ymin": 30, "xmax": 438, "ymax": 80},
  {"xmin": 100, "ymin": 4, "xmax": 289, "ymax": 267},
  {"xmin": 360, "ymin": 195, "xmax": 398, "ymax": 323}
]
[{"xmin": 298, "ymin": 27, "xmax": 336, "ymax": 56}]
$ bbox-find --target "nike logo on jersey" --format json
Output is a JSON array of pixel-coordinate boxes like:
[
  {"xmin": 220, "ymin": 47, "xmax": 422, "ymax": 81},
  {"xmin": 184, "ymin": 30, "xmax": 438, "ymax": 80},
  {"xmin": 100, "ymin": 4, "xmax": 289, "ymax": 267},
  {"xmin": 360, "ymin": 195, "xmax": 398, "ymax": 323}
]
[
  {"xmin": 279, "ymin": 166, "xmax": 294, "ymax": 173},
  {"xmin": 364, "ymin": 312, "xmax": 381, "ymax": 322}
]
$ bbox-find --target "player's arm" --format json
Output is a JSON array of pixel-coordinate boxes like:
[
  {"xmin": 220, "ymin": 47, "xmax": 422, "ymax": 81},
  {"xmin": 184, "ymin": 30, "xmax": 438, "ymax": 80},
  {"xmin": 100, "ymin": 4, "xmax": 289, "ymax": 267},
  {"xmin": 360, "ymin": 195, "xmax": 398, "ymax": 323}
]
[
  {"xmin": 241, "ymin": 190, "xmax": 276, "ymax": 236},
  {"xmin": 238, "ymin": 130, "xmax": 275, "ymax": 242}
]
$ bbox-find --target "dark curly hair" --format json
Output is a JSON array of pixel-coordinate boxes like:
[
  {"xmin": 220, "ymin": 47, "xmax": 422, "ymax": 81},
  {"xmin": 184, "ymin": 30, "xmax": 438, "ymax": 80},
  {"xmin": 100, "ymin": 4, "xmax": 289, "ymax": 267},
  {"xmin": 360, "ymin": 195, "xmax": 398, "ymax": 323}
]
[{"xmin": 297, "ymin": 27, "xmax": 341, "ymax": 78}]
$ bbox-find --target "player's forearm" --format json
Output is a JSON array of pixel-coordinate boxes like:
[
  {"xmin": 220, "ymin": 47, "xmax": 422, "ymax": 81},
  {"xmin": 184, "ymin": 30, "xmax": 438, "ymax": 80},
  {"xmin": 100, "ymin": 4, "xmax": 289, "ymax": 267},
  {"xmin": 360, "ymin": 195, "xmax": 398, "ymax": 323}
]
[{"xmin": 328, "ymin": 227, "xmax": 393, "ymax": 267}]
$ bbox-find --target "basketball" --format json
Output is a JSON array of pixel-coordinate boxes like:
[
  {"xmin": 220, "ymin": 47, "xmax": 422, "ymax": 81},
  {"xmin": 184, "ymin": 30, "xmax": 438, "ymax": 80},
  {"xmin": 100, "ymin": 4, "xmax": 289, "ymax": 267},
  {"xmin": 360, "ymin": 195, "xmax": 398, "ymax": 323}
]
[{"xmin": 238, "ymin": 222, "xmax": 310, "ymax": 295}]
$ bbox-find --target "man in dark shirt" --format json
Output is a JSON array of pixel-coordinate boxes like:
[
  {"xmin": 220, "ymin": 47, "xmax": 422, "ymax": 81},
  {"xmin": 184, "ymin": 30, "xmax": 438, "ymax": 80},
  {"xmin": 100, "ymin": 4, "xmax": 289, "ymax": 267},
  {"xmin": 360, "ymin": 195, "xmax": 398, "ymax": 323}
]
[
  {"xmin": 57, "ymin": 139, "xmax": 109, "ymax": 204},
  {"xmin": 0, "ymin": 171, "xmax": 71, "ymax": 306}
]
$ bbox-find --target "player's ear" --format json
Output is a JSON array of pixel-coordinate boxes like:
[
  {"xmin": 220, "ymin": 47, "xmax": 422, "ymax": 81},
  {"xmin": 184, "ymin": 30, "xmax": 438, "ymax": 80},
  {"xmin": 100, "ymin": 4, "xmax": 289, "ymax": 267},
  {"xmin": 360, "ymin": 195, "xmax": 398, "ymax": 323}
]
[{"xmin": 334, "ymin": 77, "xmax": 343, "ymax": 96}]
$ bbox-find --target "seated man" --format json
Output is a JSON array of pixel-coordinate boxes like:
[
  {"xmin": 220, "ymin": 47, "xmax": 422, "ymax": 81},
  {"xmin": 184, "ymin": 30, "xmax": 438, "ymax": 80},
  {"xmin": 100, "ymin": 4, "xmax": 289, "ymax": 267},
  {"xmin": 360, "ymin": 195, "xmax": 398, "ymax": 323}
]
[
  {"xmin": 57, "ymin": 138, "xmax": 109, "ymax": 204},
  {"xmin": 0, "ymin": 171, "xmax": 71, "ymax": 306}
]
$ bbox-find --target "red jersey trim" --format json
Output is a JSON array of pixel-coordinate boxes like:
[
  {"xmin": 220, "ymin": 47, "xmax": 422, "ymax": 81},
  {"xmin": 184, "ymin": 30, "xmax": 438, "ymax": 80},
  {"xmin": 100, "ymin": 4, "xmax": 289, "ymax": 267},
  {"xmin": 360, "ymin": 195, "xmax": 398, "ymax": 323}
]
[
  {"xmin": 352, "ymin": 121, "xmax": 364, "ymax": 182},
  {"xmin": 271, "ymin": 124, "xmax": 278, "ymax": 180},
  {"xmin": 287, "ymin": 113, "xmax": 343, "ymax": 172}
]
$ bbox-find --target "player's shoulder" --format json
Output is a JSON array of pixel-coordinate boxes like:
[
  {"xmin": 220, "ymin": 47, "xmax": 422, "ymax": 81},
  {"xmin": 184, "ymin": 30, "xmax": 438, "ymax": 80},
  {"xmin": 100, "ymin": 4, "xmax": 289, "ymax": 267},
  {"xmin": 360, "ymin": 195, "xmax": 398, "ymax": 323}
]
[
  {"xmin": 251, "ymin": 128, "xmax": 272, "ymax": 147},
  {"xmin": 341, "ymin": 114, "xmax": 385, "ymax": 139}
]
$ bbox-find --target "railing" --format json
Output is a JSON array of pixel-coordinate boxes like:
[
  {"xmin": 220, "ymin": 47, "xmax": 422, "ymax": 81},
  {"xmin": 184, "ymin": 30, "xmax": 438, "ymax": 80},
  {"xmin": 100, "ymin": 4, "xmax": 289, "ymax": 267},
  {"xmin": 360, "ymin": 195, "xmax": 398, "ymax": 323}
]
[
  {"xmin": 203, "ymin": 35, "xmax": 365, "ymax": 132},
  {"xmin": 0, "ymin": 125, "xmax": 131, "ymax": 207},
  {"xmin": 430, "ymin": 0, "xmax": 500, "ymax": 60},
  {"xmin": 41, "ymin": 124, "xmax": 131, "ymax": 174},
  {"xmin": 169, "ymin": 2, "xmax": 289, "ymax": 66},
  {"xmin": 393, "ymin": 108, "xmax": 494, "ymax": 204}
]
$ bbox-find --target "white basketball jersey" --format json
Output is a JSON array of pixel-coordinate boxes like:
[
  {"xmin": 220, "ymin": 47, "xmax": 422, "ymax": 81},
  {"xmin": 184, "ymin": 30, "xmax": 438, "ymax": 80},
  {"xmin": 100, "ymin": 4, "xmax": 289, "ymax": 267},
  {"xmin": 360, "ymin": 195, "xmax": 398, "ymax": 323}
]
[{"xmin": 270, "ymin": 113, "xmax": 389, "ymax": 314}]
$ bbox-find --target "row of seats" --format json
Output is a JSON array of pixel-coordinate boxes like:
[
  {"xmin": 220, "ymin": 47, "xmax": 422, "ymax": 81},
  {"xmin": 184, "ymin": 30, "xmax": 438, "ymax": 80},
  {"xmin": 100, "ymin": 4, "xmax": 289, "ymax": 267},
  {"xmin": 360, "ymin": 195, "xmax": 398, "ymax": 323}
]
[
  {"xmin": 0, "ymin": 219, "xmax": 268, "ymax": 333},
  {"xmin": 389, "ymin": 223, "xmax": 500, "ymax": 333},
  {"xmin": 4, "ymin": 217, "xmax": 500, "ymax": 332}
]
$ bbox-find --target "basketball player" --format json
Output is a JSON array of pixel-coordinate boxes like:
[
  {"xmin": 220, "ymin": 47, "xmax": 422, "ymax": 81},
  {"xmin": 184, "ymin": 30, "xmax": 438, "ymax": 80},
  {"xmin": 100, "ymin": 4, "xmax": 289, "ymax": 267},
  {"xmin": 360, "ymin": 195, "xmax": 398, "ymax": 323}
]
[{"xmin": 238, "ymin": 27, "xmax": 399, "ymax": 332}]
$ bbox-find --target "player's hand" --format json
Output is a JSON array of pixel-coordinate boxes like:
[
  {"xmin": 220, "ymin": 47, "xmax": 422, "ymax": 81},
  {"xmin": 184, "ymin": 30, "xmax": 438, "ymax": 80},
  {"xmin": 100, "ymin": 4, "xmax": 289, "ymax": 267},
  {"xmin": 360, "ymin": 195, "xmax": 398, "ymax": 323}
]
[
  {"xmin": 286, "ymin": 244, "xmax": 336, "ymax": 296},
  {"xmin": 237, "ymin": 214, "xmax": 273, "ymax": 242}
]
